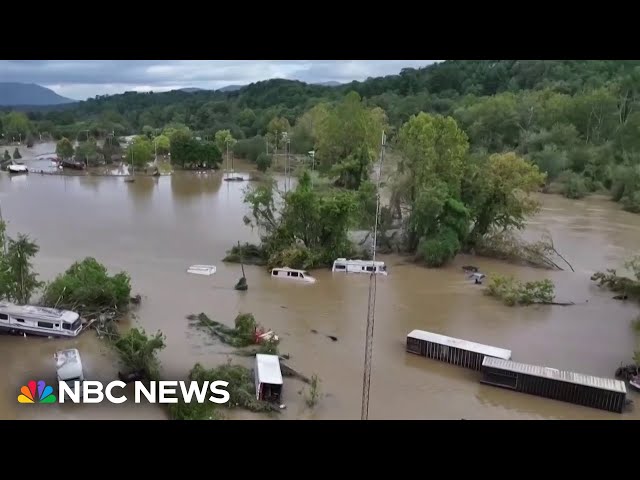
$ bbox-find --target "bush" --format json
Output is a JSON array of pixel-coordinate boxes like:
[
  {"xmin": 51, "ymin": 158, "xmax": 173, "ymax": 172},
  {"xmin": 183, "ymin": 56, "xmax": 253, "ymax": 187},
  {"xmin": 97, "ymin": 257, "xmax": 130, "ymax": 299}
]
[
  {"xmin": 563, "ymin": 172, "xmax": 588, "ymax": 199},
  {"xmin": 113, "ymin": 328, "xmax": 166, "ymax": 380},
  {"xmin": 416, "ymin": 228, "xmax": 460, "ymax": 267},
  {"xmin": 41, "ymin": 257, "xmax": 131, "ymax": 316},
  {"xmin": 267, "ymin": 244, "xmax": 317, "ymax": 270},
  {"xmin": 256, "ymin": 152, "xmax": 272, "ymax": 172},
  {"xmin": 485, "ymin": 274, "xmax": 555, "ymax": 306}
]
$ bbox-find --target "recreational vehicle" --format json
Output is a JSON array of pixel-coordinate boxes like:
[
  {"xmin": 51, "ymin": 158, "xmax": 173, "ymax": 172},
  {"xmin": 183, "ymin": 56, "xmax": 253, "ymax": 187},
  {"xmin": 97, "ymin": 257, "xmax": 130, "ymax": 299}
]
[
  {"xmin": 270, "ymin": 267, "xmax": 316, "ymax": 283},
  {"xmin": 0, "ymin": 302, "xmax": 83, "ymax": 337},
  {"xmin": 254, "ymin": 354, "xmax": 283, "ymax": 403},
  {"xmin": 332, "ymin": 258, "xmax": 388, "ymax": 275}
]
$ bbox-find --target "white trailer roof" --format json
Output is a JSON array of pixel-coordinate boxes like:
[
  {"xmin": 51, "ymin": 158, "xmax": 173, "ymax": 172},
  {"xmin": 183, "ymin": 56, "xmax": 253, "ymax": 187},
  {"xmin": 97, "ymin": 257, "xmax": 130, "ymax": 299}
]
[
  {"xmin": 255, "ymin": 354, "xmax": 283, "ymax": 385},
  {"xmin": 407, "ymin": 329, "xmax": 512, "ymax": 360},
  {"xmin": 482, "ymin": 357, "xmax": 627, "ymax": 394}
]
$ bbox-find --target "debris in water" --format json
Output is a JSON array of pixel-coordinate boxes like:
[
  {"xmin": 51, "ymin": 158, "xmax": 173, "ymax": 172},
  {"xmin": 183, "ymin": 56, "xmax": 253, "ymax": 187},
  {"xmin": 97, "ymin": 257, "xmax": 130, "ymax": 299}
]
[
  {"xmin": 234, "ymin": 276, "xmax": 248, "ymax": 291},
  {"xmin": 279, "ymin": 404, "xmax": 286, "ymax": 409},
  {"xmin": 327, "ymin": 335, "xmax": 338, "ymax": 342},
  {"xmin": 310, "ymin": 329, "xmax": 318, "ymax": 334}
]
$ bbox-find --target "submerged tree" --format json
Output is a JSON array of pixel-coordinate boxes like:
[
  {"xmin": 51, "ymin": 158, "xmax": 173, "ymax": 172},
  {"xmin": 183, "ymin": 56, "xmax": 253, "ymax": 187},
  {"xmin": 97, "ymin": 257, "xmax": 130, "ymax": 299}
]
[{"xmin": 1, "ymin": 232, "xmax": 43, "ymax": 304}]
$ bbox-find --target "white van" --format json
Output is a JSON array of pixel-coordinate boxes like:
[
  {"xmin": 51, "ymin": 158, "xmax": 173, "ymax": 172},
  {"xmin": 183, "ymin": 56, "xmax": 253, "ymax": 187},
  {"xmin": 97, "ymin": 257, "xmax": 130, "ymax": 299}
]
[{"xmin": 270, "ymin": 267, "xmax": 316, "ymax": 283}]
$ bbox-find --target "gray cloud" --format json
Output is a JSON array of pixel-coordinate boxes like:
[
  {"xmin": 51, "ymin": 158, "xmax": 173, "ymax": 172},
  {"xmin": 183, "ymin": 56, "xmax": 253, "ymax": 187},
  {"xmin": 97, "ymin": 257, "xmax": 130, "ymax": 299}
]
[{"xmin": 0, "ymin": 60, "xmax": 439, "ymax": 100}]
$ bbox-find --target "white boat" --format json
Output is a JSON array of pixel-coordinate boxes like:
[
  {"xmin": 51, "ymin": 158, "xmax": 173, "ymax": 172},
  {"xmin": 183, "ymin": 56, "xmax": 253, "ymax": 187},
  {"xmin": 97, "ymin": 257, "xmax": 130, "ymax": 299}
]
[
  {"xmin": 270, "ymin": 267, "xmax": 316, "ymax": 283},
  {"xmin": 187, "ymin": 265, "xmax": 217, "ymax": 276},
  {"xmin": 331, "ymin": 258, "xmax": 388, "ymax": 275},
  {"xmin": 0, "ymin": 302, "xmax": 83, "ymax": 337},
  {"xmin": 55, "ymin": 348, "xmax": 85, "ymax": 387},
  {"xmin": 7, "ymin": 164, "xmax": 28, "ymax": 174}
]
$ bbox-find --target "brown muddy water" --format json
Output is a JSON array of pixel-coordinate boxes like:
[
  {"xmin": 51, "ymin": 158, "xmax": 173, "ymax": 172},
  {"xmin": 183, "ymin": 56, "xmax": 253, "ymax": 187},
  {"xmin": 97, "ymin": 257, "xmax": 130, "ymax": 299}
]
[{"xmin": 1, "ymin": 144, "xmax": 640, "ymax": 420}]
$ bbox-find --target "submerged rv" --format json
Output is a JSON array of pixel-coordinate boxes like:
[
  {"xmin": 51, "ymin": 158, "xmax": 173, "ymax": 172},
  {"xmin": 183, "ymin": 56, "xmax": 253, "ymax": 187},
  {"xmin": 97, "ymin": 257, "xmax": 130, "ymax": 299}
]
[
  {"xmin": 0, "ymin": 302, "xmax": 83, "ymax": 337},
  {"xmin": 332, "ymin": 258, "xmax": 388, "ymax": 275}
]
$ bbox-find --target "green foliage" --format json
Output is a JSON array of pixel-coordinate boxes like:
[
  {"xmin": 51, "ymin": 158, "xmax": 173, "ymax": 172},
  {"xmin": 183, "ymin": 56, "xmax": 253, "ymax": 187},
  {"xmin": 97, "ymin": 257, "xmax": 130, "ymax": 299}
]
[
  {"xmin": 41, "ymin": 257, "xmax": 132, "ymax": 317},
  {"xmin": 12, "ymin": 148, "xmax": 21, "ymax": 160},
  {"xmin": 3, "ymin": 150, "xmax": 10, "ymax": 162},
  {"xmin": 485, "ymin": 274, "xmax": 556, "ymax": 306},
  {"xmin": 562, "ymin": 171, "xmax": 588, "ymax": 199},
  {"xmin": 0, "ymin": 225, "xmax": 43, "ymax": 304},
  {"xmin": 113, "ymin": 328, "xmax": 166, "ymax": 380},
  {"xmin": 590, "ymin": 255, "xmax": 640, "ymax": 299},
  {"xmin": 417, "ymin": 228, "xmax": 461, "ymax": 267},
  {"xmin": 75, "ymin": 140, "xmax": 99, "ymax": 166},
  {"xmin": 242, "ymin": 170, "xmax": 359, "ymax": 269},
  {"xmin": 233, "ymin": 136, "xmax": 266, "ymax": 162},
  {"xmin": 126, "ymin": 136, "xmax": 154, "ymax": 168},
  {"xmin": 304, "ymin": 374, "xmax": 322, "ymax": 408},
  {"xmin": 188, "ymin": 312, "xmax": 280, "ymax": 353},
  {"xmin": 188, "ymin": 361, "xmax": 279, "ymax": 413},
  {"xmin": 256, "ymin": 152, "xmax": 272, "ymax": 172},
  {"xmin": 169, "ymin": 130, "xmax": 221, "ymax": 169},
  {"xmin": 55, "ymin": 137, "xmax": 74, "ymax": 159}
]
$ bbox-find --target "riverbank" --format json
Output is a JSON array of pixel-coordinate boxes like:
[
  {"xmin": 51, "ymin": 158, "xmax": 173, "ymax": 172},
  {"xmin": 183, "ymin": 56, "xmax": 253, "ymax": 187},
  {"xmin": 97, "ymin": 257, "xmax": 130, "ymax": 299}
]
[{"xmin": 0, "ymin": 172, "xmax": 638, "ymax": 420}]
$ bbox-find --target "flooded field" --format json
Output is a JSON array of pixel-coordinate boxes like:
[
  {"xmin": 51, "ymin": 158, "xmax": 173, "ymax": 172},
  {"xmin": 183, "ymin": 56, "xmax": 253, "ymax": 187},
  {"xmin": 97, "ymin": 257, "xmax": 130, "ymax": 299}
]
[{"xmin": 1, "ymin": 143, "xmax": 639, "ymax": 420}]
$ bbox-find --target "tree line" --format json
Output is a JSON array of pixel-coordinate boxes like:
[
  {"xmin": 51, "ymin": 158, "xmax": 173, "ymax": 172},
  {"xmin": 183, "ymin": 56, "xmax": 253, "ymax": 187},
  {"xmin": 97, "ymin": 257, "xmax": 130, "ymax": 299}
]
[{"xmin": 2, "ymin": 60, "xmax": 640, "ymax": 209}]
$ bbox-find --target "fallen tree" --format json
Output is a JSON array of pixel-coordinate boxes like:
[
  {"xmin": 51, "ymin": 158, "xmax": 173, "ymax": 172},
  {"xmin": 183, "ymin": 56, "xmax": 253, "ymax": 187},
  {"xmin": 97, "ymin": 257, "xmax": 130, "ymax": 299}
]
[
  {"xmin": 484, "ymin": 274, "xmax": 573, "ymax": 306},
  {"xmin": 590, "ymin": 255, "xmax": 640, "ymax": 299},
  {"xmin": 474, "ymin": 231, "xmax": 574, "ymax": 271},
  {"xmin": 40, "ymin": 257, "xmax": 135, "ymax": 322},
  {"xmin": 168, "ymin": 360, "xmax": 281, "ymax": 420}
]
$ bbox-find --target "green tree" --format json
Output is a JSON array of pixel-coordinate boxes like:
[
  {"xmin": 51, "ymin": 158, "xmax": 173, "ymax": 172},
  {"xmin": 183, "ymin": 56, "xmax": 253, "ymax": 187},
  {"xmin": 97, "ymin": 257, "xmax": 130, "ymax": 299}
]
[
  {"xmin": 75, "ymin": 141, "xmax": 100, "ymax": 166},
  {"xmin": 0, "ymin": 231, "xmax": 43, "ymax": 305},
  {"xmin": 315, "ymin": 92, "xmax": 386, "ymax": 189},
  {"xmin": 154, "ymin": 134, "xmax": 170, "ymax": 155},
  {"xmin": 4, "ymin": 112, "xmax": 31, "ymax": 140},
  {"xmin": 256, "ymin": 152, "xmax": 272, "ymax": 172},
  {"xmin": 463, "ymin": 151, "xmax": 546, "ymax": 244},
  {"xmin": 12, "ymin": 148, "xmax": 21, "ymax": 160},
  {"xmin": 3, "ymin": 150, "xmax": 10, "ymax": 162},
  {"xmin": 395, "ymin": 112, "xmax": 470, "ymax": 253},
  {"xmin": 127, "ymin": 136, "xmax": 154, "ymax": 168},
  {"xmin": 56, "ymin": 138, "xmax": 74, "ymax": 159}
]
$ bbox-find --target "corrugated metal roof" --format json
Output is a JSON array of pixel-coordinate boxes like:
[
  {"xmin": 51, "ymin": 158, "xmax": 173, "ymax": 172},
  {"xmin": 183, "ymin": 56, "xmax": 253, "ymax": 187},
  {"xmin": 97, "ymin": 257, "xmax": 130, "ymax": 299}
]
[
  {"xmin": 255, "ymin": 354, "xmax": 283, "ymax": 385},
  {"xmin": 482, "ymin": 357, "xmax": 627, "ymax": 394},
  {"xmin": 407, "ymin": 329, "xmax": 512, "ymax": 360}
]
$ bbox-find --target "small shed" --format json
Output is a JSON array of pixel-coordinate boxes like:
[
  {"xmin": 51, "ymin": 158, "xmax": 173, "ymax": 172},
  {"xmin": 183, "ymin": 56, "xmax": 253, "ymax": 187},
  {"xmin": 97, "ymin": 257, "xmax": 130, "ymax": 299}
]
[{"xmin": 254, "ymin": 353, "xmax": 283, "ymax": 403}]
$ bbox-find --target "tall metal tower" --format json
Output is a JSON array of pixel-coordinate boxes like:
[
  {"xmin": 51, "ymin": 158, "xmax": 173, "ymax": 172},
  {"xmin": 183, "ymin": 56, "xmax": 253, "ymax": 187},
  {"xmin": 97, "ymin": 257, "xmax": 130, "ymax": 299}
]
[{"xmin": 361, "ymin": 131, "xmax": 386, "ymax": 421}]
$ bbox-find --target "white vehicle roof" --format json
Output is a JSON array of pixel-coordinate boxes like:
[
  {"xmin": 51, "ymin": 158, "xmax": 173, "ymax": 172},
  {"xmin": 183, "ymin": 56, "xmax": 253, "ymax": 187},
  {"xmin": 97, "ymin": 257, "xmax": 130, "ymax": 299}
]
[
  {"xmin": 255, "ymin": 354, "xmax": 283, "ymax": 385},
  {"xmin": 55, "ymin": 348, "xmax": 84, "ymax": 380},
  {"xmin": 333, "ymin": 258, "xmax": 386, "ymax": 266},
  {"xmin": 0, "ymin": 302, "xmax": 80, "ymax": 323}
]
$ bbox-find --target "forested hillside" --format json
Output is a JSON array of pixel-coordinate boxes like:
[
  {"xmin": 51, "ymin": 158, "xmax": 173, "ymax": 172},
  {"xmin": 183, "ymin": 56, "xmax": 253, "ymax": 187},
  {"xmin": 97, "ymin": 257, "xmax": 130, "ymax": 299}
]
[{"xmin": 3, "ymin": 60, "xmax": 640, "ymax": 212}]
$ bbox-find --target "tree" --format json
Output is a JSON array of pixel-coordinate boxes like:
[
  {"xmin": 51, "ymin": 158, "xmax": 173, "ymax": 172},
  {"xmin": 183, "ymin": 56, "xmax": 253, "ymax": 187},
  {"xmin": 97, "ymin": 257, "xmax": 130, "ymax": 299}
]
[
  {"xmin": 12, "ymin": 148, "xmax": 21, "ymax": 160},
  {"xmin": 256, "ymin": 153, "xmax": 272, "ymax": 172},
  {"xmin": 127, "ymin": 136, "xmax": 154, "ymax": 168},
  {"xmin": 463, "ymin": 152, "xmax": 546, "ymax": 244},
  {"xmin": 3, "ymin": 150, "xmax": 10, "ymax": 162},
  {"xmin": 154, "ymin": 134, "xmax": 170, "ymax": 155},
  {"xmin": 315, "ymin": 92, "xmax": 386, "ymax": 189},
  {"xmin": 0, "ymin": 228, "xmax": 43, "ymax": 305},
  {"xmin": 4, "ymin": 112, "xmax": 31, "ymax": 141},
  {"xmin": 56, "ymin": 138, "xmax": 74, "ymax": 159},
  {"xmin": 395, "ymin": 112, "xmax": 470, "ymax": 254},
  {"xmin": 75, "ymin": 141, "xmax": 100, "ymax": 166}
]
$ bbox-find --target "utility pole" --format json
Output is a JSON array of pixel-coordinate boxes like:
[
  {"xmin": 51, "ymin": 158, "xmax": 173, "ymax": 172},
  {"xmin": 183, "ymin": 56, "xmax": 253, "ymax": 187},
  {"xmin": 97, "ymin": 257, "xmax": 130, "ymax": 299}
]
[
  {"xmin": 0, "ymin": 201, "xmax": 7, "ymax": 255},
  {"xmin": 360, "ymin": 131, "xmax": 386, "ymax": 421}
]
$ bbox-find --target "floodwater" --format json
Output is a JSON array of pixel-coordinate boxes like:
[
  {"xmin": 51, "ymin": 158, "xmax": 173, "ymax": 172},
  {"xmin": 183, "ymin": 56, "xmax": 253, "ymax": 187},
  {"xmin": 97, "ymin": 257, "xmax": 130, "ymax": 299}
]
[{"xmin": 1, "ymin": 143, "xmax": 639, "ymax": 420}]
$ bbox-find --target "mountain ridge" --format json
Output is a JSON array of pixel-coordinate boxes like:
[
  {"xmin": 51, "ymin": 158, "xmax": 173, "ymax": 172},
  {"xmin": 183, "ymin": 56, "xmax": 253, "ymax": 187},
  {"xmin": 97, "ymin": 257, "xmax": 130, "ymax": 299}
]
[{"xmin": 0, "ymin": 82, "xmax": 75, "ymax": 106}]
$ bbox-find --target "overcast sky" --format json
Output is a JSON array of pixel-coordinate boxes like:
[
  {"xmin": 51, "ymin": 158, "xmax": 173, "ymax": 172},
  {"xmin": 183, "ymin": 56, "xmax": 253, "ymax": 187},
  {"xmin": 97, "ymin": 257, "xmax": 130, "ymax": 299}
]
[{"xmin": 0, "ymin": 60, "xmax": 440, "ymax": 100}]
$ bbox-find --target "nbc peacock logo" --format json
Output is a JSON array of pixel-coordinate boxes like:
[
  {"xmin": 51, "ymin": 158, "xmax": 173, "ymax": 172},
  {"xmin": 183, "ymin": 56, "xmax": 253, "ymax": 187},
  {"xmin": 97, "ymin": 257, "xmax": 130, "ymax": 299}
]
[{"xmin": 18, "ymin": 380, "xmax": 57, "ymax": 404}]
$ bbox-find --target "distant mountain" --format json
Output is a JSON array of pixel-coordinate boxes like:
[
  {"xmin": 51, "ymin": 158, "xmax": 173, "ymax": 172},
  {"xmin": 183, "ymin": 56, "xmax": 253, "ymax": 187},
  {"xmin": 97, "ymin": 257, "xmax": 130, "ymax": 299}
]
[
  {"xmin": 176, "ymin": 87, "xmax": 206, "ymax": 93},
  {"xmin": 315, "ymin": 81, "xmax": 343, "ymax": 87},
  {"xmin": 0, "ymin": 82, "xmax": 75, "ymax": 106},
  {"xmin": 217, "ymin": 84, "xmax": 245, "ymax": 92}
]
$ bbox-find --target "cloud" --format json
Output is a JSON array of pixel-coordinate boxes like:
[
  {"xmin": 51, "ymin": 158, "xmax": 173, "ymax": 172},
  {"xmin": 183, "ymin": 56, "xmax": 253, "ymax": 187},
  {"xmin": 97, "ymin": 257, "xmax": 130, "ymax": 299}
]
[{"xmin": 0, "ymin": 60, "xmax": 439, "ymax": 100}]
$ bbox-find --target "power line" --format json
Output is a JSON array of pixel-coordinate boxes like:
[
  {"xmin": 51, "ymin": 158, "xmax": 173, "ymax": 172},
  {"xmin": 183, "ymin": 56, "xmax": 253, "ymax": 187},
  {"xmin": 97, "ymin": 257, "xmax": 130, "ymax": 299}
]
[{"xmin": 361, "ymin": 131, "xmax": 386, "ymax": 421}]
